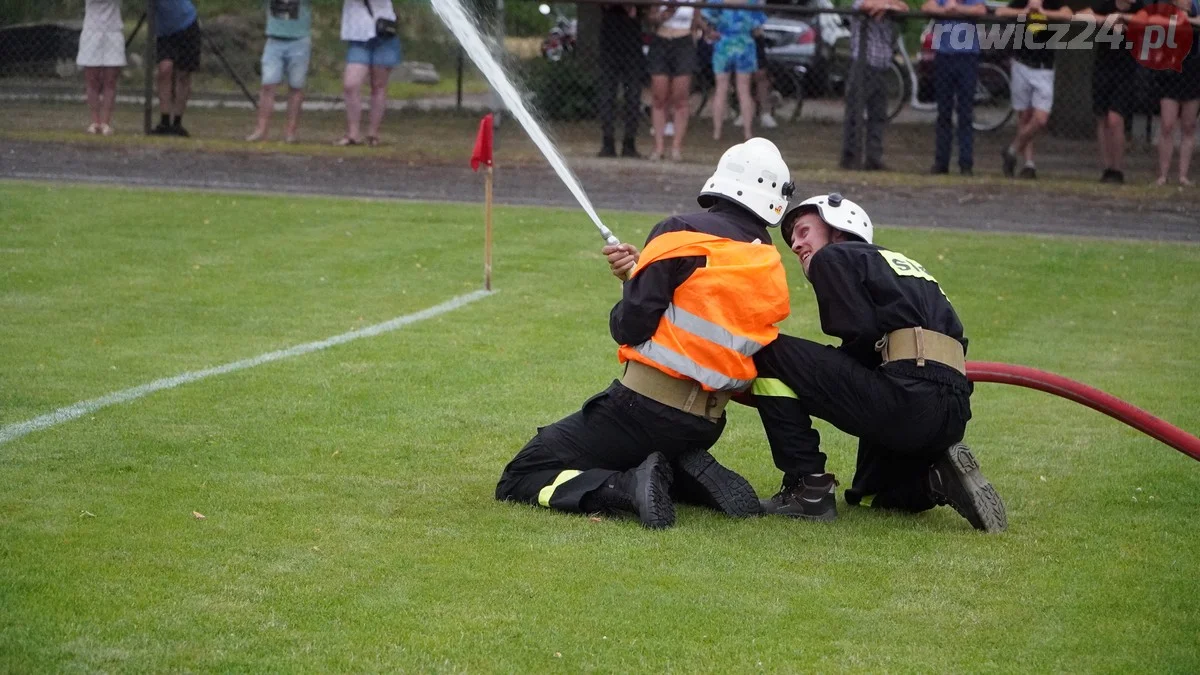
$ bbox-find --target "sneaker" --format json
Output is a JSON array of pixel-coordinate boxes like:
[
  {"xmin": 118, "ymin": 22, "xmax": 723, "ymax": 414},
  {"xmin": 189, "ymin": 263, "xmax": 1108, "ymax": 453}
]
[
  {"xmin": 597, "ymin": 139, "xmax": 617, "ymax": 158},
  {"xmin": 1100, "ymin": 168, "xmax": 1125, "ymax": 184},
  {"xmin": 1001, "ymin": 147, "xmax": 1017, "ymax": 177},
  {"xmin": 86, "ymin": 122, "xmax": 101, "ymax": 135},
  {"xmin": 733, "ymin": 113, "xmax": 744, "ymax": 126},
  {"xmin": 671, "ymin": 450, "xmax": 762, "ymax": 517},
  {"xmin": 1019, "ymin": 166, "xmax": 1037, "ymax": 180},
  {"xmin": 927, "ymin": 443, "xmax": 1007, "ymax": 533},
  {"xmin": 863, "ymin": 159, "xmax": 889, "ymax": 172},
  {"xmin": 760, "ymin": 112, "xmax": 778, "ymax": 129},
  {"xmin": 629, "ymin": 452, "xmax": 676, "ymax": 529},
  {"xmin": 929, "ymin": 164, "xmax": 949, "ymax": 175},
  {"xmin": 664, "ymin": 121, "xmax": 675, "ymax": 137},
  {"xmin": 171, "ymin": 123, "xmax": 190, "ymax": 138},
  {"xmin": 760, "ymin": 473, "xmax": 838, "ymax": 521},
  {"xmin": 151, "ymin": 121, "xmax": 174, "ymax": 135},
  {"xmin": 620, "ymin": 140, "xmax": 641, "ymax": 159}
]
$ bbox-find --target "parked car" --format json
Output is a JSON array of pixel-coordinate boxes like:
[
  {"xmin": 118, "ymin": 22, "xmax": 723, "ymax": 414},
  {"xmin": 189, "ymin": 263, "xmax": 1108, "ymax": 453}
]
[{"xmin": 0, "ymin": 22, "xmax": 81, "ymax": 77}]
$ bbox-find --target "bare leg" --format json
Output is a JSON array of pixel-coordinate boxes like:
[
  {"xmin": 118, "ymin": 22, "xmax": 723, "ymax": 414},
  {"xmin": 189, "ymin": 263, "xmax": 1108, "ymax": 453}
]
[
  {"xmin": 1106, "ymin": 111, "xmax": 1126, "ymax": 172},
  {"xmin": 157, "ymin": 60, "xmax": 175, "ymax": 116},
  {"xmin": 1178, "ymin": 100, "xmax": 1199, "ymax": 185},
  {"xmin": 1157, "ymin": 98, "xmax": 1179, "ymax": 185},
  {"xmin": 342, "ymin": 63, "xmax": 368, "ymax": 142},
  {"xmin": 100, "ymin": 66, "xmax": 119, "ymax": 128},
  {"xmin": 249, "ymin": 84, "xmax": 277, "ymax": 141},
  {"xmin": 285, "ymin": 88, "xmax": 305, "ymax": 142},
  {"xmin": 735, "ymin": 72, "xmax": 754, "ymax": 140},
  {"xmin": 754, "ymin": 68, "xmax": 770, "ymax": 119},
  {"xmin": 173, "ymin": 71, "xmax": 192, "ymax": 117},
  {"xmin": 84, "ymin": 67, "xmax": 103, "ymax": 129},
  {"xmin": 366, "ymin": 65, "xmax": 391, "ymax": 141},
  {"xmin": 1096, "ymin": 117, "xmax": 1110, "ymax": 171},
  {"xmin": 650, "ymin": 74, "xmax": 670, "ymax": 157},
  {"xmin": 1015, "ymin": 109, "xmax": 1049, "ymax": 163},
  {"xmin": 669, "ymin": 74, "xmax": 691, "ymax": 158},
  {"xmin": 713, "ymin": 72, "xmax": 730, "ymax": 140}
]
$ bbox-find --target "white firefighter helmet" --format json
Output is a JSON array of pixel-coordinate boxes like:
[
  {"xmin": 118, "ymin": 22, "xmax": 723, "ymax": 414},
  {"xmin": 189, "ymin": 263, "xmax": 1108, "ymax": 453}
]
[
  {"xmin": 697, "ymin": 137, "xmax": 794, "ymax": 227},
  {"xmin": 782, "ymin": 192, "xmax": 874, "ymax": 244}
]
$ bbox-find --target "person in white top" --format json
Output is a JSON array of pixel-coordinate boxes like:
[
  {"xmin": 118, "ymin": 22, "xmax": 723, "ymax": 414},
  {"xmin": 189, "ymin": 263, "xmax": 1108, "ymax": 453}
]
[
  {"xmin": 646, "ymin": 1, "xmax": 701, "ymax": 161},
  {"xmin": 77, "ymin": 0, "xmax": 126, "ymax": 135},
  {"xmin": 337, "ymin": 0, "xmax": 402, "ymax": 146}
]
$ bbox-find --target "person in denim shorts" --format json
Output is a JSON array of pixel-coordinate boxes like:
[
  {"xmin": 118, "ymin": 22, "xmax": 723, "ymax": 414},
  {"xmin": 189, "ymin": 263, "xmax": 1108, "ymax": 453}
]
[
  {"xmin": 338, "ymin": 0, "xmax": 402, "ymax": 146},
  {"xmin": 248, "ymin": 0, "xmax": 313, "ymax": 143},
  {"xmin": 701, "ymin": 0, "xmax": 766, "ymax": 141}
]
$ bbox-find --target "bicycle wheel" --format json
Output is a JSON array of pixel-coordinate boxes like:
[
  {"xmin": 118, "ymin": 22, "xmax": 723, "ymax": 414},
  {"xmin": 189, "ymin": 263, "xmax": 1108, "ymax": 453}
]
[
  {"xmin": 884, "ymin": 60, "xmax": 907, "ymax": 122},
  {"xmin": 972, "ymin": 62, "xmax": 1014, "ymax": 132}
]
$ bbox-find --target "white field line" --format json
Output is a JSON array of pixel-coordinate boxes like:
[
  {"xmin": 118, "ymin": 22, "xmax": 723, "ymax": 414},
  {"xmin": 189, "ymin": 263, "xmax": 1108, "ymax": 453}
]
[{"xmin": 0, "ymin": 289, "xmax": 494, "ymax": 446}]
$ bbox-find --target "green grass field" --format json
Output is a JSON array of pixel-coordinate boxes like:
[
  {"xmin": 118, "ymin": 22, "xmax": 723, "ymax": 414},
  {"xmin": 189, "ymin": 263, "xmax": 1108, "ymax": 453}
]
[{"xmin": 2, "ymin": 181, "xmax": 1198, "ymax": 672}]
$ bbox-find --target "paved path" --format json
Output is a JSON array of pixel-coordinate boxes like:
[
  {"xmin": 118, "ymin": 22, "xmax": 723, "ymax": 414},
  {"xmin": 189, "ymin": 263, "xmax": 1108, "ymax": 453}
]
[{"xmin": 2, "ymin": 139, "xmax": 1196, "ymax": 242}]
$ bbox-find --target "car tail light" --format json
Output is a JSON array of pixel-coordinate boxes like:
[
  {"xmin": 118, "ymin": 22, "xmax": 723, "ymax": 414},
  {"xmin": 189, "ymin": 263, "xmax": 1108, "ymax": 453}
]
[{"xmin": 795, "ymin": 29, "xmax": 815, "ymax": 45}]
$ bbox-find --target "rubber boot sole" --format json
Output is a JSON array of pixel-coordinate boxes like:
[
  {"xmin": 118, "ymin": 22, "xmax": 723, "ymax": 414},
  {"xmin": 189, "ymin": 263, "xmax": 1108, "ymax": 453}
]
[
  {"xmin": 674, "ymin": 450, "xmax": 763, "ymax": 517},
  {"xmin": 937, "ymin": 444, "xmax": 1007, "ymax": 533},
  {"xmin": 633, "ymin": 452, "xmax": 676, "ymax": 529}
]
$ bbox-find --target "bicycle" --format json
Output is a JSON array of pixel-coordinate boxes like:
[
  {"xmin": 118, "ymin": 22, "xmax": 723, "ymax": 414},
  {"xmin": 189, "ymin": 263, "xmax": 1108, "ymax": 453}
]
[{"xmin": 885, "ymin": 32, "xmax": 1014, "ymax": 132}]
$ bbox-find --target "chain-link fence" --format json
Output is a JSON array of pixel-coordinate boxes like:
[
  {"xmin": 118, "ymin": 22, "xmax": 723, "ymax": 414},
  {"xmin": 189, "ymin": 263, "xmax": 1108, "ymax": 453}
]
[{"xmin": 1, "ymin": 0, "xmax": 1192, "ymax": 181}]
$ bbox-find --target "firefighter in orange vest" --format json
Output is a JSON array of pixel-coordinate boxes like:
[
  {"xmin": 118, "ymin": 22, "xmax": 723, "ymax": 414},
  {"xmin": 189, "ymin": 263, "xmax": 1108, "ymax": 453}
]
[
  {"xmin": 495, "ymin": 138, "xmax": 794, "ymax": 529},
  {"xmin": 750, "ymin": 193, "xmax": 1007, "ymax": 532}
]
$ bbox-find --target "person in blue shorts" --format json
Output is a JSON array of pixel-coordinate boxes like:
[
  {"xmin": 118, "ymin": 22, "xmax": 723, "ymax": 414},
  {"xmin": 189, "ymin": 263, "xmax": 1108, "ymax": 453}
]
[
  {"xmin": 338, "ymin": 0, "xmax": 402, "ymax": 146},
  {"xmin": 701, "ymin": 0, "xmax": 766, "ymax": 141},
  {"xmin": 247, "ymin": 0, "xmax": 313, "ymax": 144}
]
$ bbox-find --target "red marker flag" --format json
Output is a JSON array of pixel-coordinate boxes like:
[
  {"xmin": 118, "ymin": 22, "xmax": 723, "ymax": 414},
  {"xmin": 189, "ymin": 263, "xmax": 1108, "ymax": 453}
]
[{"xmin": 470, "ymin": 113, "xmax": 494, "ymax": 171}]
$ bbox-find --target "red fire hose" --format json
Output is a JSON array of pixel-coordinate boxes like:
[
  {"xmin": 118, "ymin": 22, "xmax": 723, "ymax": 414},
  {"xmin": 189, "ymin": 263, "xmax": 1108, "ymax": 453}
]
[{"xmin": 967, "ymin": 361, "xmax": 1200, "ymax": 463}]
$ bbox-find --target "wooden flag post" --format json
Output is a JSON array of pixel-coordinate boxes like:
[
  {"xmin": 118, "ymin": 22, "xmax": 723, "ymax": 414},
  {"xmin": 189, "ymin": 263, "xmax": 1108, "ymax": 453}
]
[
  {"xmin": 470, "ymin": 113, "xmax": 495, "ymax": 291},
  {"xmin": 484, "ymin": 165, "xmax": 493, "ymax": 291}
]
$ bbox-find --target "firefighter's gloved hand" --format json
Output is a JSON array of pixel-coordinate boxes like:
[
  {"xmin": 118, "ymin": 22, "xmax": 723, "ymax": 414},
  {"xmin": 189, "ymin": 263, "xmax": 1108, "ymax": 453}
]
[{"xmin": 603, "ymin": 243, "xmax": 639, "ymax": 281}]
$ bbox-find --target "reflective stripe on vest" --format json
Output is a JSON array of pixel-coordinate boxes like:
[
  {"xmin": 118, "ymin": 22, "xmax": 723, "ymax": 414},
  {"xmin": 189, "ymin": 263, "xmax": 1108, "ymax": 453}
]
[
  {"xmin": 633, "ymin": 340, "xmax": 755, "ymax": 391},
  {"xmin": 663, "ymin": 303, "xmax": 767, "ymax": 357}
]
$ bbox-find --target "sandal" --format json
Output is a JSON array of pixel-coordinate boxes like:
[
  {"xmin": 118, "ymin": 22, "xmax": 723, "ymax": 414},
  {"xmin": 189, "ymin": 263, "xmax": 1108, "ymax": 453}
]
[{"xmin": 334, "ymin": 136, "xmax": 361, "ymax": 146}]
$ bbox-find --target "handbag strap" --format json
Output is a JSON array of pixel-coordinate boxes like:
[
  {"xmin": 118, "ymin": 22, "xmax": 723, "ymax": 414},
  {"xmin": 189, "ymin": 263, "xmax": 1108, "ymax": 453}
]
[{"xmin": 362, "ymin": 0, "xmax": 375, "ymax": 18}]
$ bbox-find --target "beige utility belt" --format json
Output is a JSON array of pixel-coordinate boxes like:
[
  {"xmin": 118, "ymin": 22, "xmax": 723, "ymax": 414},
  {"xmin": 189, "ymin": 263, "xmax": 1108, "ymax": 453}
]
[
  {"xmin": 620, "ymin": 360, "xmax": 732, "ymax": 422},
  {"xmin": 876, "ymin": 327, "xmax": 966, "ymax": 377}
]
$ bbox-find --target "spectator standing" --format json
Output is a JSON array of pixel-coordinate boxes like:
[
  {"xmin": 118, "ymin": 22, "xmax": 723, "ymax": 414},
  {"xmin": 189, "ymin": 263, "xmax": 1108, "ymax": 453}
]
[
  {"xmin": 152, "ymin": 0, "xmax": 201, "ymax": 137},
  {"xmin": 702, "ymin": 0, "xmax": 768, "ymax": 142},
  {"xmin": 1153, "ymin": 0, "xmax": 1200, "ymax": 186},
  {"xmin": 734, "ymin": 32, "xmax": 780, "ymax": 133},
  {"xmin": 338, "ymin": 0, "xmax": 401, "ymax": 146},
  {"xmin": 840, "ymin": 0, "xmax": 907, "ymax": 171},
  {"xmin": 1081, "ymin": 0, "xmax": 1144, "ymax": 183},
  {"xmin": 922, "ymin": 0, "xmax": 987, "ymax": 175},
  {"xmin": 998, "ymin": 0, "xmax": 1073, "ymax": 179},
  {"xmin": 77, "ymin": 0, "xmax": 126, "ymax": 136},
  {"xmin": 646, "ymin": 1, "xmax": 699, "ymax": 161},
  {"xmin": 247, "ymin": 0, "xmax": 313, "ymax": 144},
  {"xmin": 598, "ymin": 3, "xmax": 645, "ymax": 158}
]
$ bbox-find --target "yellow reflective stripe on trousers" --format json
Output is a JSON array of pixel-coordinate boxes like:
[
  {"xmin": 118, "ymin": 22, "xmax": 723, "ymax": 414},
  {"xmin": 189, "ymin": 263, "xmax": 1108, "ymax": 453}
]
[
  {"xmin": 537, "ymin": 470, "xmax": 583, "ymax": 508},
  {"xmin": 751, "ymin": 378, "xmax": 798, "ymax": 399}
]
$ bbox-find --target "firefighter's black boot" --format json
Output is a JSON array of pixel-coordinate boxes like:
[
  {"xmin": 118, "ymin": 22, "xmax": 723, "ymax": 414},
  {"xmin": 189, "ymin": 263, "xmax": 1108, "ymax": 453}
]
[
  {"xmin": 761, "ymin": 473, "xmax": 838, "ymax": 521},
  {"xmin": 580, "ymin": 452, "xmax": 675, "ymax": 529},
  {"xmin": 927, "ymin": 443, "xmax": 1007, "ymax": 533},
  {"xmin": 672, "ymin": 450, "xmax": 762, "ymax": 517}
]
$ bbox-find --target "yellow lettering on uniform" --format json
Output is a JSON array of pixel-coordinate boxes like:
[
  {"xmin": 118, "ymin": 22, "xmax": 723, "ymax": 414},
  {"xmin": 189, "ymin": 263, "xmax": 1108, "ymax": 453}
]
[{"xmin": 879, "ymin": 249, "xmax": 938, "ymax": 284}]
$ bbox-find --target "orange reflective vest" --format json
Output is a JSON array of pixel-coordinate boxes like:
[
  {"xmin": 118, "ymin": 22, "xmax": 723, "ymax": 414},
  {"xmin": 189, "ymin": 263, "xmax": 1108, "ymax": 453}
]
[{"xmin": 617, "ymin": 231, "xmax": 790, "ymax": 391}]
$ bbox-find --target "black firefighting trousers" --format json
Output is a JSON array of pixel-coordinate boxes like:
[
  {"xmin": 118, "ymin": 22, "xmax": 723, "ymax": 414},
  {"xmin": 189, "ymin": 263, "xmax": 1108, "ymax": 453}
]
[
  {"xmin": 495, "ymin": 380, "xmax": 724, "ymax": 511},
  {"xmin": 752, "ymin": 334, "xmax": 972, "ymax": 512}
]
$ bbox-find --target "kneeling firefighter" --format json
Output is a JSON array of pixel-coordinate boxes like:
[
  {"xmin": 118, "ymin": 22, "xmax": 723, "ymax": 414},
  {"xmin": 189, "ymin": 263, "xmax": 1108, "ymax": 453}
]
[
  {"xmin": 751, "ymin": 193, "xmax": 1008, "ymax": 532},
  {"xmin": 495, "ymin": 138, "xmax": 794, "ymax": 529}
]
